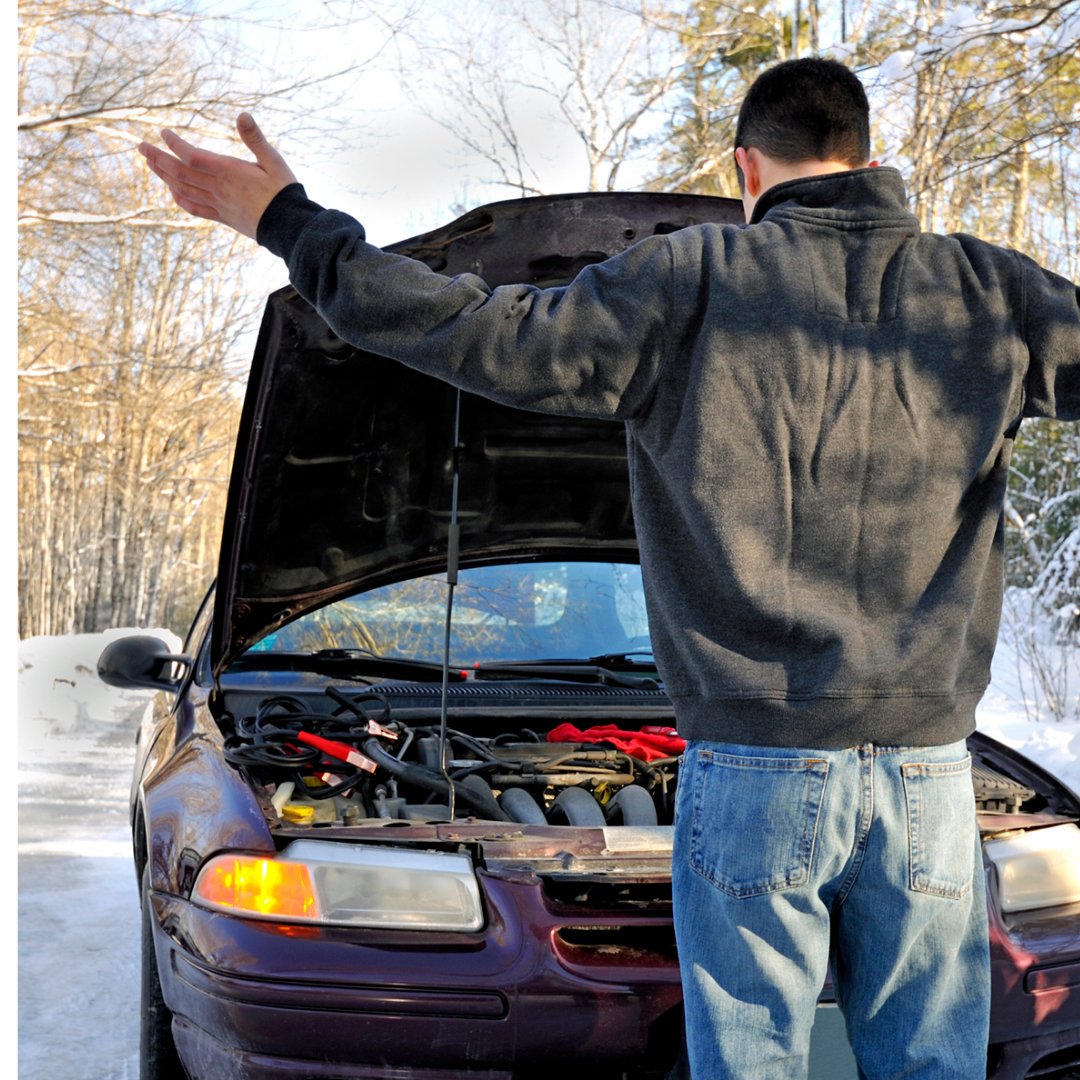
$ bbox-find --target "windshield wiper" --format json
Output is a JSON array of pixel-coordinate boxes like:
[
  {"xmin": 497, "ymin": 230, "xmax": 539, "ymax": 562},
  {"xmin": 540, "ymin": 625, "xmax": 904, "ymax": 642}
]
[
  {"xmin": 228, "ymin": 649, "xmax": 466, "ymax": 683},
  {"xmin": 590, "ymin": 650, "xmax": 656, "ymax": 668},
  {"xmin": 471, "ymin": 654, "xmax": 659, "ymax": 690}
]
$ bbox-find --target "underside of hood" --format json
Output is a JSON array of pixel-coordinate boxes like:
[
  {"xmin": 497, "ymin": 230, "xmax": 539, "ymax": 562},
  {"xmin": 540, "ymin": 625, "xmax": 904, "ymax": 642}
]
[{"xmin": 213, "ymin": 191, "xmax": 743, "ymax": 670}]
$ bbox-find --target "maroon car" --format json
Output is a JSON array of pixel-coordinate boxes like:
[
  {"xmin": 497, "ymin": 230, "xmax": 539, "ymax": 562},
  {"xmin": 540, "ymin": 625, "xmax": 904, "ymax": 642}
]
[{"xmin": 100, "ymin": 193, "xmax": 1080, "ymax": 1079}]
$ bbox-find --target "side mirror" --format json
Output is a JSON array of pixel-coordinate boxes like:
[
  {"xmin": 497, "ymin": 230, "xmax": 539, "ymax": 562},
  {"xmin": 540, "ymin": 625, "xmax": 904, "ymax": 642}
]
[{"xmin": 97, "ymin": 635, "xmax": 193, "ymax": 691}]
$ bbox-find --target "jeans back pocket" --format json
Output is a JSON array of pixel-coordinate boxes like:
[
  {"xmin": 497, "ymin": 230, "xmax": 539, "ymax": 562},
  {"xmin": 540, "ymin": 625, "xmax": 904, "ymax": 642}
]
[
  {"xmin": 687, "ymin": 749, "xmax": 830, "ymax": 898},
  {"xmin": 902, "ymin": 755, "xmax": 976, "ymax": 899}
]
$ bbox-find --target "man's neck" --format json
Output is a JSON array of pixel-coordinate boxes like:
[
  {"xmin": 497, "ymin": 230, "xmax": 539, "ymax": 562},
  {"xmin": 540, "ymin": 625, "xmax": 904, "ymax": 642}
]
[{"xmin": 735, "ymin": 146, "xmax": 873, "ymax": 222}]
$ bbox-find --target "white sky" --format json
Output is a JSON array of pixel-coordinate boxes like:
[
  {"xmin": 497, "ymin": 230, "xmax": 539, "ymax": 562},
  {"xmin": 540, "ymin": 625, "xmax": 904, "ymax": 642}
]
[
  {"xmin": 180, "ymin": 0, "xmax": 586, "ymax": 304},
  {"xmin": 199, "ymin": 0, "xmax": 664, "ymax": 244}
]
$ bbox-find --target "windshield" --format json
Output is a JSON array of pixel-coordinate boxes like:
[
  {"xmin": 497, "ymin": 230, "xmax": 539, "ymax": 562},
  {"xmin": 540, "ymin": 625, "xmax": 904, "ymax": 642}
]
[{"xmin": 245, "ymin": 561, "xmax": 649, "ymax": 667}]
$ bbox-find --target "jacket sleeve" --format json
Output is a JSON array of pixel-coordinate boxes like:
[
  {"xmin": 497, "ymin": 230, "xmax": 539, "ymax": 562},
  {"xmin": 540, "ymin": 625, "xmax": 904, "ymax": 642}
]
[
  {"xmin": 256, "ymin": 184, "xmax": 677, "ymax": 422},
  {"xmin": 1018, "ymin": 250, "xmax": 1080, "ymax": 421}
]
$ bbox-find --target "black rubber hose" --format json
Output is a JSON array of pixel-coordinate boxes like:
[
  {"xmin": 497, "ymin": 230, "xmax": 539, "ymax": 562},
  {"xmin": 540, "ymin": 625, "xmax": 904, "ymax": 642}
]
[{"xmin": 361, "ymin": 738, "xmax": 511, "ymax": 822}]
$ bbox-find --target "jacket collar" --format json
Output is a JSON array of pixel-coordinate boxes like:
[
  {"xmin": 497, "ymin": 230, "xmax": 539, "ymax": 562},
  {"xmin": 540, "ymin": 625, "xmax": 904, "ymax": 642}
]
[{"xmin": 751, "ymin": 166, "xmax": 914, "ymax": 227}]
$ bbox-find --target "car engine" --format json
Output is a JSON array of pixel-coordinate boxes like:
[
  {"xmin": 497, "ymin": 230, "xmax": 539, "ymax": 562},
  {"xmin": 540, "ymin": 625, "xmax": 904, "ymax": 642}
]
[
  {"xmin": 223, "ymin": 683, "xmax": 680, "ymax": 829},
  {"xmin": 221, "ymin": 683, "xmax": 1045, "ymax": 833}
]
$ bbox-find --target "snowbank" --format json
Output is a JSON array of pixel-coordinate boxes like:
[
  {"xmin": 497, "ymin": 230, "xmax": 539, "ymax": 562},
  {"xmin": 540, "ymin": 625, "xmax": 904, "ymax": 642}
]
[
  {"xmin": 976, "ymin": 590, "xmax": 1080, "ymax": 794},
  {"xmin": 18, "ymin": 628, "xmax": 182, "ymax": 754}
]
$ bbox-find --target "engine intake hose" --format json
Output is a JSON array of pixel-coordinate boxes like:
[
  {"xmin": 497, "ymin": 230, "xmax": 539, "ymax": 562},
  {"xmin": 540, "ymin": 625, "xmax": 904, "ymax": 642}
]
[{"xmin": 361, "ymin": 738, "xmax": 511, "ymax": 822}]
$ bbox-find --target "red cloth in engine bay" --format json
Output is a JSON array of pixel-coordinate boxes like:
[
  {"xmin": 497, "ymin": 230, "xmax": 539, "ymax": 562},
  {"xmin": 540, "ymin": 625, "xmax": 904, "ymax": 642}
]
[{"xmin": 546, "ymin": 723, "xmax": 685, "ymax": 762}]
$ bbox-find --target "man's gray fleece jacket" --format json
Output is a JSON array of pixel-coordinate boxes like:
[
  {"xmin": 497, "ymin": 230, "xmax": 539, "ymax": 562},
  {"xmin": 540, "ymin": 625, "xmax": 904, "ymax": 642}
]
[{"xmin": 257, "ymin": 167, "xmax": 1079, "ymax": 750}]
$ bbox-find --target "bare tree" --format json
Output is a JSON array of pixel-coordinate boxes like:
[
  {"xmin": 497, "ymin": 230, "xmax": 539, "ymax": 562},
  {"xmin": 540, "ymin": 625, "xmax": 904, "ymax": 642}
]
[
  {"xmin": 863, "ymin": 0, "xmax": 1079, "ymax": 247},
  {"xmin": 400, "ymin": 0, "xmax": 684, "ymax": 196},
  {"xmin": 860, "ymin": 1, "xmax": 1080, "ymax": 614},
  {"xmin": 17, "ymin": 0, "xmax": 400, "ymax": 636}
]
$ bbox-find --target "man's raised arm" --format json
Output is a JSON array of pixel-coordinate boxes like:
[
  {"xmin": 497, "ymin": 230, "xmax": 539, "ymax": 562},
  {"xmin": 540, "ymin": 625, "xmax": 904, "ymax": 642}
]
[{"xmin": 138, "ymin": 113, "xmax": 296, "ymax": 240}]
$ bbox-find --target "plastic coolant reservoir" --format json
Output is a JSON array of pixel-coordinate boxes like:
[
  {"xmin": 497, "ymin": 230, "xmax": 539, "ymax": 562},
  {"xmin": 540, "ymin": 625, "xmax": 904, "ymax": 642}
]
[
  {"xmin": 271, "ymin": 782, "xmax": 296, "ymax": 815},
  {"xmin": 983, "ymin": 823, "xmax": 1080, "ymax": 912}
]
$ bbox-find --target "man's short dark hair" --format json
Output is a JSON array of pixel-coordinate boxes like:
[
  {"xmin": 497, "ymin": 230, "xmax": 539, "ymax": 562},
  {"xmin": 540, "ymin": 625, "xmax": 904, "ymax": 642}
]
[{"xmin": 734, "ymin": 58, "xmax": 871, "ymax": 191}]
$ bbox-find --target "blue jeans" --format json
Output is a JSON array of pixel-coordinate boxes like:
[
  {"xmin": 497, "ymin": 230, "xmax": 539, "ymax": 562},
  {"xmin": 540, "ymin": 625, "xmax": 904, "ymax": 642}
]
[{"xmin": 672, "ymin": 739, "xmax": 989, "ymax": 1079}]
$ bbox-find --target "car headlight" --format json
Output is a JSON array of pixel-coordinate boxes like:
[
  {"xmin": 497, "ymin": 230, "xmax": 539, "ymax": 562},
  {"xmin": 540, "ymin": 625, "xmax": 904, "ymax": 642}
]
[
  {"xmin": 192, "ymin": 840, "xmax": 484, "ymax": 930},
  {"xmin": 984, "ymin": 823, "xmax": 1080, "ymax": 913}
]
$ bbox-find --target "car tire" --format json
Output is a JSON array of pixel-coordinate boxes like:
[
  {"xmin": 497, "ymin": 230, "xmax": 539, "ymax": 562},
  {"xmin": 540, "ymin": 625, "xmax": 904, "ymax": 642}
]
[{"xmin": 140, "ymin": 864, "xmax": 187, "ymax": 1080}]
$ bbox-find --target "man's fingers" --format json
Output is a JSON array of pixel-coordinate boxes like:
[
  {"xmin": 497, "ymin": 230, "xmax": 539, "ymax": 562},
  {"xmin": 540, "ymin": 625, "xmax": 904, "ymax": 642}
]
[
  {"xmin": 142, "ymin": 139, "xmax": 212, "ymax": 188},
  {"xmin": 139, "ymin": 145, "xmax": 219, "ymax": 220},
  {"xmin": 161, "ymin": 127, "xmax": 204, "ymax": 166},
  {"xmin": 139, "ymin": 142, "xmax": 216, "ymax": 198},
  {"xmin": 137, "ymin": 117, "xmax": 292, "ymax": 240},
  {"xmin": 236, "ymin": 113, "xmax": 268, "ymax": 159},
  {"xmin": 160, "ymin": 128, "xmax": 237, "ymax": 181},
  {"xmin": 236, "ymin": 113, "xmax": 296, "ymax": 183},
  {"xmin": 170, "ymin": 190, "xmax": 221, "ymax": 222}
]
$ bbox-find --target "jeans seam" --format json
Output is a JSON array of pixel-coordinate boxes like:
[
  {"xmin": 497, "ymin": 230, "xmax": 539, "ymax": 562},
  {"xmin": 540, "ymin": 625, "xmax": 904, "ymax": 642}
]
[
  {"xmin": 835, "ymin": 746, "xmax": 874, "ymax": 907},
  {"xmin": 801, "ymin": 760, "xmax": 828, "ymax": 892}
]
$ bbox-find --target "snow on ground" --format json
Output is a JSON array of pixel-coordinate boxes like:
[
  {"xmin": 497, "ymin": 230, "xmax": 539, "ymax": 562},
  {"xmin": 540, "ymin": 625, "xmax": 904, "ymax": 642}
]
[
  {"xmin": 976, "ymin": 589, "xmax": 1080, "ymax": 793},
  {"xmin": 15, "ymin": 608, "xmax": 1079, "ymax": 1078},
  {"xmin": 18, "ymin": 629, "xmax": 179, "ymax": 1080},
  {"xmin": 18, "ymin": 628, "xmax": 180, "ymax": 749}
]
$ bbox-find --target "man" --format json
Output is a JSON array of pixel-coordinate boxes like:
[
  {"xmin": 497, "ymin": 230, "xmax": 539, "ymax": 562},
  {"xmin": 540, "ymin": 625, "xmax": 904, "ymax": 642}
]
[{"xmin": 139, "ymin": 59, "xmax": 1079, "ymax": 1078}]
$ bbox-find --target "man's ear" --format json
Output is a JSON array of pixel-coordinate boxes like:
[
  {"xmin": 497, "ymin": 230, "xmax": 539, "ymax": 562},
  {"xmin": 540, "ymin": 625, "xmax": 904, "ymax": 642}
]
[{"xmin": 734, "ymin": 146, "xmax": 761, "ymax": 197}]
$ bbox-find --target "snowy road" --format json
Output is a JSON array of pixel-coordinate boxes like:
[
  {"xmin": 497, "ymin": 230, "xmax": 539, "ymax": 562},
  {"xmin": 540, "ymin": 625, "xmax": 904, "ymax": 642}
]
[
  {"xmin": 19, "ymin": 722, "xmax": 142, "ymax": 1080},
  {"xmin": 18, "ymin": 635, "xmax": 154, "ymax": 1080}
]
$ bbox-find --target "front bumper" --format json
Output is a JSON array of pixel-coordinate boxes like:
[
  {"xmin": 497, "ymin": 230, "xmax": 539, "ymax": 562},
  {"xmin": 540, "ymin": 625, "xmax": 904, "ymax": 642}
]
[
  {"xmin": 151, "ymin": 868, "xmax": 684, "ymax": 1079},
  {"xmin": 150, "ymin": 864, "xmax": 1080, "ymax": 1079}
]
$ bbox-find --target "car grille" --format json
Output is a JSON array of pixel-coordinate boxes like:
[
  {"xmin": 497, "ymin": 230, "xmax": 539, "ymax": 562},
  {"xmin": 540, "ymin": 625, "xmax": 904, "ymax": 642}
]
[
  {"xmin": 544, "ymin": 879, "xmax": 677, "ymax": 964},
  {"xmin": 543, "ymin": 877, "xmax": 674, "ymax": 912},
  {"xmin": 555, "ymin": 924, "xmax": 678, "ymax": 959}
]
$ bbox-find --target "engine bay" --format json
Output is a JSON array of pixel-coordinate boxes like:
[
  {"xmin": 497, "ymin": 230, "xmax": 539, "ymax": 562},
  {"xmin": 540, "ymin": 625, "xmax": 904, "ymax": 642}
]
[
  {"xmin": 222, "ymin": 682, "xmax": 680, "ymax": 829},
  {"xmin": 218, "ymin": 682, "xmax": 1058, "ymax": 834}
]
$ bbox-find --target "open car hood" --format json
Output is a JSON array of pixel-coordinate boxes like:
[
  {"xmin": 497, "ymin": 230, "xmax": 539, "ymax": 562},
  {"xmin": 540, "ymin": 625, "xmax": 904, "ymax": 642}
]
[{"xmin": 212, "ymin": 191, "xmax": 743, "ymax": 671}]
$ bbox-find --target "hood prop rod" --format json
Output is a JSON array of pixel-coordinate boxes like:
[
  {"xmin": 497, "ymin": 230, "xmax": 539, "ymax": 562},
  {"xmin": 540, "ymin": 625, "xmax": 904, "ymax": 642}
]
[{"xmin": 439, "ymin": 389, "xmax": 463, "ymax": 821}]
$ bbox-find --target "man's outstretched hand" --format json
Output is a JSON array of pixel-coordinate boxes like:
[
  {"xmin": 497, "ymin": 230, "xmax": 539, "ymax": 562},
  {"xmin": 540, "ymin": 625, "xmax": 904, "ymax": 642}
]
[{"xmin": 138, "ymin": 113, "xmax": 297, "ymax": 240}]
